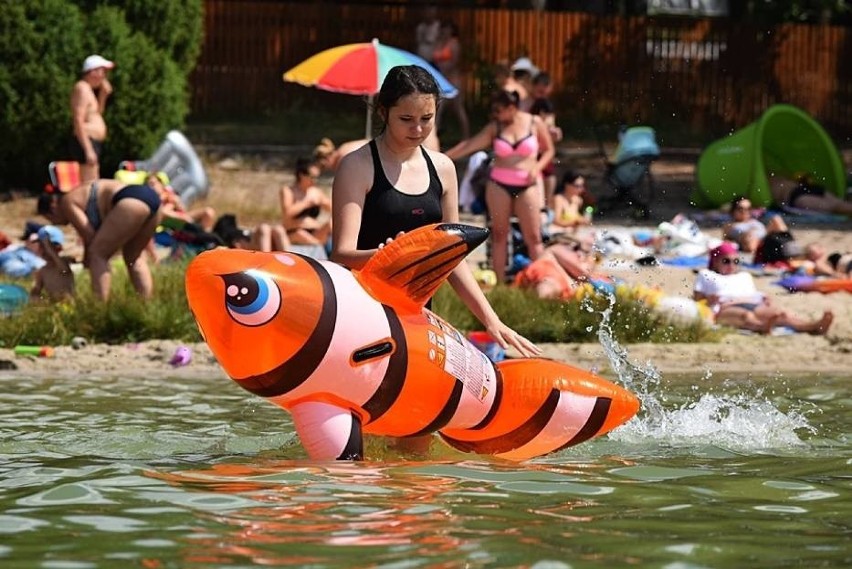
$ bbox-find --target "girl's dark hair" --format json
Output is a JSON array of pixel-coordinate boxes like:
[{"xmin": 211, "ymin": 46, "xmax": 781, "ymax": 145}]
[
  {"xmin": 556, "ymin": 170, "xmax": 582, "ymax": 195},
  {"xmin": 294, "ymin": 157, "xmax": 314, "ymax": 178},
  {"xmin": 375, "ymin": 65, "xmax": 441, "ymax": 116},
  {"xmin": 561, "ymin": 169, "xmax": 582, "ymax": 186},
  {"xmin": 490, "ymin": 89, "xmax": 520, "ymax": 109}
]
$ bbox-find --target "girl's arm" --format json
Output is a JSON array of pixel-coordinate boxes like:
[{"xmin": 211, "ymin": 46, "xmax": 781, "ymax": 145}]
[
  {"xmin": 432, "ymin": 151, "xmax": 541, "ymax": 358},
  {"xmin": 444, "ymin": 123, "xmax": 495, "ymax": 160},
  {"xmin": 531, "ymin": 114, "xmax": 555, "ymax": 178},
  {"xmin": 330, "ymin": 147, "xmax": 378, "ymax": 269}
]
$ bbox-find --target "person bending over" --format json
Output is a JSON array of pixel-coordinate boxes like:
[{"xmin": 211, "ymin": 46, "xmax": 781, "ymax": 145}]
[{"xmin": 38, "ymin": 178, "xmax": 161, "ymax": 301}]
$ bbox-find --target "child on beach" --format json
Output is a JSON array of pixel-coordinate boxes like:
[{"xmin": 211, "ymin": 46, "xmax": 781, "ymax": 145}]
[{"xmin": 30, "ymin": 226, "xmax": 74, "ymax": 301}]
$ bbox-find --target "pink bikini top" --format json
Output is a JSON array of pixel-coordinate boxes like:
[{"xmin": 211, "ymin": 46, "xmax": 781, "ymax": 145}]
[{"xmin": 493, "ymin": 118, "xmax": 539, "ymax": 159}]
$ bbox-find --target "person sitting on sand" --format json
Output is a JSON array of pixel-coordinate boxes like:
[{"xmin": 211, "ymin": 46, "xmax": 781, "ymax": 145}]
[
  {"xmin": 722, "ymin": 196, "xmax": 788, "ymax": 254},
  {"xmin": 550, "ymin": 170, "xmax": 593, "ymax": 233},
  {"xmin": 29, "ymin": 225, "xmax": 74, "ymax": 301},
  {"xmin": 279, "ymin": 158, "xmax": 332, "ymax": 247},
  {"xmin": 801, "ymin": 243, "xmax": 852, "ymax": 278},
  {"xmin": 693, "ymin": 241, "xmax": 833, "ymax": 335}
]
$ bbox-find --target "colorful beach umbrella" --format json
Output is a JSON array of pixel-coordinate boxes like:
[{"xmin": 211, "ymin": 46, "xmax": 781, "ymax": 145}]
[{"xmin": 283, "ymin": 39, "xmax": 458, "ymax": 137}]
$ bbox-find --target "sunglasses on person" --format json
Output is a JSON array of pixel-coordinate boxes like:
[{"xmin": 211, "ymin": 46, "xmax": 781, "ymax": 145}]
[
  {"xmin": 719, "ymin": 257, "xmax": 740, "ymax": 265},
  {"xmin": 733, "ymin": 204, "xmax": 751, "ymax": 212}
]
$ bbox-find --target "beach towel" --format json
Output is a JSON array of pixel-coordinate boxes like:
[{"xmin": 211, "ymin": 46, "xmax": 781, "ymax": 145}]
[{"xmin": 775, "ymin": 274, "xmax": 852, "ymax": 293}]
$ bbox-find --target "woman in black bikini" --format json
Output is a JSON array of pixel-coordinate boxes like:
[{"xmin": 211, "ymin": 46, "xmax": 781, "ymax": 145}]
[{"xmin": 37, "ymin": 178, "xmax": 161, "ymax": 300}]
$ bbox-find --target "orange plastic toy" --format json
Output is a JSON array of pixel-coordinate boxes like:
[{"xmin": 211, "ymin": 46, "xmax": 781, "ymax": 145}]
[{"xmin": 185, "ymin": 223, "xmax": 639, "ymax": 461}]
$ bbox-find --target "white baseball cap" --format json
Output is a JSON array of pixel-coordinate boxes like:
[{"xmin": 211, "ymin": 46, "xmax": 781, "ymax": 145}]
[
  {"xmin": 510, "ymin": 57, "xmax": 539, "ymax": 76},
  {"xmin": 82, "ymin": 54, "xmax": 115, "ymax": 73}
]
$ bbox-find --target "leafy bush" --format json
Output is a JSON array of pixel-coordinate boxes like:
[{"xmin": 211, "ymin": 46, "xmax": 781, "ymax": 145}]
[{"xmin": 0, "ymin": 0, "xmax": 202, "ymax": 192}]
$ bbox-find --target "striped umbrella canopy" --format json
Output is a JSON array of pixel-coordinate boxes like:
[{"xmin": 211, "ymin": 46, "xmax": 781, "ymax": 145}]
[{"xmin": 283, "ymin": 39, "xmax": 458, "ymax": 137}]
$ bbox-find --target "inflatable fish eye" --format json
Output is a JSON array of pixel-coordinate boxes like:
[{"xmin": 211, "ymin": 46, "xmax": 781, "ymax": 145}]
[{"xmin": 222, "ymin": 269, "xmax": 282, "ymax": 327}]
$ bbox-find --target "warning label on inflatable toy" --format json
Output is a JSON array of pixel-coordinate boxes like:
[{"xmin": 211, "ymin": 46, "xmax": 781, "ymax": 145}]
[
  {"xmin": 424, "ymin": 313, "xmax": 490, "ymax": 402},
  {"xmin": 442, "ymin": 334, "xmax": 489, "ymax": 402}
]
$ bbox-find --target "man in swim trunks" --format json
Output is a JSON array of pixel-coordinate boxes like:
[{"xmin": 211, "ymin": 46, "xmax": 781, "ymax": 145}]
[
  {"xmin": 37, "ymin": 178, "xmax": 161, "ymax": 301},
  {"xmin": 70, "ymin": 54, "xmax": 115, "ymax": 183}
]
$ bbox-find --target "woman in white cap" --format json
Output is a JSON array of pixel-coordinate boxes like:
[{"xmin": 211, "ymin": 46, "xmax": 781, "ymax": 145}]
[{"xmin": 70, "ymin": 54, "xmax": 115, "ymax": 182}]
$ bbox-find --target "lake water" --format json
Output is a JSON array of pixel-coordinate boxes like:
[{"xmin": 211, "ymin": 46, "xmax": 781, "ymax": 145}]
[{"xmin": 1, "ymin": 335, "xmax": 849, "ymax": 567}]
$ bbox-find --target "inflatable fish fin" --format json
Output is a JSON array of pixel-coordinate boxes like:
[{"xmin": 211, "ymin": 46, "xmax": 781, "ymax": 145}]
[
  {"xmin": 356, "ymin": 223, "xmax": 489, "ymax": 312},
  {"xmin": 290, "ymin": 401, "xmax": 363, "ymax": 460}
]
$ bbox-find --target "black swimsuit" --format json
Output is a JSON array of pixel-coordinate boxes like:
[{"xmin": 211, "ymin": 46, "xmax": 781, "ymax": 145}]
[{"xmin": 357, "ymin": 140, "xmax": 443, "ymax": 250}]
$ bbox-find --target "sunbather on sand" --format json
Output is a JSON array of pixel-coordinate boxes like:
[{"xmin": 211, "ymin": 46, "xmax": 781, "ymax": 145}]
[
  {"xmin": 802, "ymin": 243, "xmax": 852, "ymax": 278},
  {"xmin": 694, "ymin": 242, "xmax": 833, "ymax": 335},
  {"xmin": 770, "ymin": 174, "xmax": 852, "ymax": 216},
  {"xmin": 723, "ymin": 196, "xmax": 788, "ymax": 254},
  {"xmin": 514, "ymin": 238, "xmax": 603, "ymax": 300}
]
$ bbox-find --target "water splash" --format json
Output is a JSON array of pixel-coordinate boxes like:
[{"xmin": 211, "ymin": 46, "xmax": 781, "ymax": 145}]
[{"xmin": 590, "ymin": 294, "xmax": 816, "ymax": 451}]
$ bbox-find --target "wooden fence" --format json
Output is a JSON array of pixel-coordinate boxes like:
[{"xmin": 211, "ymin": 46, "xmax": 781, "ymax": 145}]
[{"xmin": 190, "ymin": 0, "xmax": 852, "ymax": 137}]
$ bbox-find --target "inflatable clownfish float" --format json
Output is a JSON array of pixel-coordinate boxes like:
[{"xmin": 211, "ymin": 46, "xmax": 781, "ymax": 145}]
[{"xmin": 185, "ymin": 223, "xmax": 639, "ymax": 461}]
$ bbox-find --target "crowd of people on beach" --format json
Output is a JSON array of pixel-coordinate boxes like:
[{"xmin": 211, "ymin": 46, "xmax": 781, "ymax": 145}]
[{"xmin": 4, "ymin": 5, "xmax": 850, "ymax": 344}]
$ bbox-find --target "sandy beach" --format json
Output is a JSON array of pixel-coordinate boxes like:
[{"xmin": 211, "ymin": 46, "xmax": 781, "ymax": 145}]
[{"xmin": 2, "ymin": 149, "xmax": 851, "ymax": 380}]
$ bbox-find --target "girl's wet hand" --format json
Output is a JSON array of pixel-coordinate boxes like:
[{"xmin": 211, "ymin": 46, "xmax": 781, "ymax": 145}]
[{"xmin": 488, "ymin": 322, "xmax": 541, "ymax": 358}]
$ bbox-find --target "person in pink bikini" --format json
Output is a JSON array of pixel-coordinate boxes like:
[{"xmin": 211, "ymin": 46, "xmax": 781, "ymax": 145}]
[{"xmin": 446, "ymin": 90, "xmax": 554, "ymax": 283}]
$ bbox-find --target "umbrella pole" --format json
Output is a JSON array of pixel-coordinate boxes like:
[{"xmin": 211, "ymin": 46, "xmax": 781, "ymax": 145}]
[{"xmin": 365, "ymin": 94, "xmax": 373, "ymax": 139}]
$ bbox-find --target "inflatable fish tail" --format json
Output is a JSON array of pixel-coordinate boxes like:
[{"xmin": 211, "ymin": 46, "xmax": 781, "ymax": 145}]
[
  {"xmin": 356, "ymin": 223, "xmax": 489, "ymax": 313},
  {"xmin": 439, "ymin": 358, "xmax": 639, "ymax": 461}
]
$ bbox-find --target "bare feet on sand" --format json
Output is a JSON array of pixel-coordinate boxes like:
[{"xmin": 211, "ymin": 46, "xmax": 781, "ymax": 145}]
[{"xmin": 808, "ymin": 311, "xmax": 834, "ymax": 335}]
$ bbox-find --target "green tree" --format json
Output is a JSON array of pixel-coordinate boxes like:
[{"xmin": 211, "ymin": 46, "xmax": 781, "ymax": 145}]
[{"xmin": 0, "ymin": 0, "xmax": 203, "ymax": 193}]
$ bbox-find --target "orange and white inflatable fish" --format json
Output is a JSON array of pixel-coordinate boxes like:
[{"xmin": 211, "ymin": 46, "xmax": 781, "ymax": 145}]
[{"xmin": 185, "ymin": 223, "xmax": 639, "ymax": 461}]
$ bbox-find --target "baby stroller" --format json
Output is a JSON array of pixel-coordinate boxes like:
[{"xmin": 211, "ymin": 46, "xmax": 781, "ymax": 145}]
[{"xmin": 594, "ymin": 126, "xmax": 661, "ymax": 220}]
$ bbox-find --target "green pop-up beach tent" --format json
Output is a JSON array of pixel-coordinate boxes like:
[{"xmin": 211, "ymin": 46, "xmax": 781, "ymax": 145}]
[{"xmin": 692, "ymin": 104, "xmax": 846, "ymax": 209}]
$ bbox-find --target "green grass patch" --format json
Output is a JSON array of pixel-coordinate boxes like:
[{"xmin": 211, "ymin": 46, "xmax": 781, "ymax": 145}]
[
  {"xmin": 0, "ymin": 261, "xmax": 201, "ymax": 348},
  {"xmin": 1, "ymin": 260, "xmax": 718, "ymax": 348},
  {"xmin": 432, "ymin": 284, "xmax": 719, "ymax": 344}
]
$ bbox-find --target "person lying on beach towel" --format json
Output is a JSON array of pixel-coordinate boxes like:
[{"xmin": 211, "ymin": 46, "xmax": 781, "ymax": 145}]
[
  {"xmin": 801, "ymin": 243, "xmax": 852, "ymax": 278},
  {"xmin": 770, "ymin": 173, "xmax": 852, "ymax": 217},
  {"xmin": 513, "ymin": 238, "xmax": 612, "ymax": 300},
  {"xmin": 694, "ymin": 242, "xmax": 833, "ymax": 335}
]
